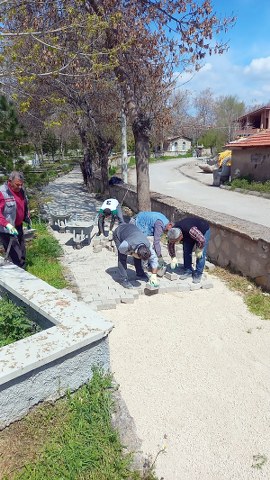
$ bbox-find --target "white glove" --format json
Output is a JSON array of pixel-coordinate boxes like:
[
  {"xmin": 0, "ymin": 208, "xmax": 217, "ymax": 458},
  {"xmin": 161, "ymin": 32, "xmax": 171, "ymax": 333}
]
[
  {"xmin": 170, "ymin": 257, "xmax": 178, "ymax": 269},
  {"xmin": 108, "ymin": 230, "xmax": 113, "ymax": 241},
  {"xmin": 148, "ymin": 273, "xmax": 159, "ymax": 287},
  {"xmin": 6, "ymin": 223, "xmax": 18, "ymax": 236},
  {"xmin": 195, "ymin": 248, "xmax": 203, "ymax": 259}
]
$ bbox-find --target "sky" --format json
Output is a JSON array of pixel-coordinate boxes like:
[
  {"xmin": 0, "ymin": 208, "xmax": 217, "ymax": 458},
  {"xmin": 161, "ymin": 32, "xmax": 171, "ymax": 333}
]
[{"xmin": 174, "ymin": 0, "xmax": 270, "ymax": 107}]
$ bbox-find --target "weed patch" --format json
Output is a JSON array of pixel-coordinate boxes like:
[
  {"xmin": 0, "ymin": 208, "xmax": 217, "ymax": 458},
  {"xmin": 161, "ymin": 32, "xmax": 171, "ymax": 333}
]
[
  {"xmin": 0, "ymin": 297, "xmax": 36, "ymax": 347},
  {"xmin": 26, "ymin": 222, "xmax": 68, "ymax": 289},
  {"xmin": 230, "ymin": 177, "xmax": 270, "ymax": 194},
  {"xmin": 212, "ymin": 267, "xmax": 270, "ymax": 320},
  {"xmin": 0, "ymin": 369, "xmax": 157, "ymax": 480}
]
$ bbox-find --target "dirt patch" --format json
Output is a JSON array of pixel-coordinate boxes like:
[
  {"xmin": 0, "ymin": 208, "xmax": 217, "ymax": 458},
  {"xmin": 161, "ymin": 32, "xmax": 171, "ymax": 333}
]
[{"xmin": 0, "ymin": 399, "xmax": 69, "ymax": 479}]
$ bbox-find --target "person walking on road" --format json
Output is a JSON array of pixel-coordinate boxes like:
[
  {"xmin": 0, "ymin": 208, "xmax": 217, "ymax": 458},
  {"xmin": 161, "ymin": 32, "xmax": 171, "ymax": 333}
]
[
  {"xmin": 167, "ymin": 217, "xmax": 210, "ymax": 283},
  {"xmin": 0, "ymin": 171, "xmax": 31, "ymax": 268},
  {"xmin": 97, "ymin": 198, "xmax": 124, "ymax": 240},
  {"xmin": 113, "ymin": 223, "xmax": 159, "ymax": 289},
  {"xmin": 130, "ymin": 211, "xmax": 173, "ymax": 269}
]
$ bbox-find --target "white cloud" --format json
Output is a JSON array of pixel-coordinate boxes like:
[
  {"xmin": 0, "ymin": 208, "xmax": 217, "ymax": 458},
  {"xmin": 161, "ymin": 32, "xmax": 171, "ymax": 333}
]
[
  {"xmin": 244, "ymin": 56, "xmax": 270, "ymax": 76},
  {"xmin": 173, "ymin": 52, "xmax": 270, "ymax": 106}
]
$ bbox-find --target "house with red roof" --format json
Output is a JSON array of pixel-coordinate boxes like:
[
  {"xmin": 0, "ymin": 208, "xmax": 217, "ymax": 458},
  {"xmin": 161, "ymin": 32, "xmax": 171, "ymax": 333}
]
[{"xmin": 227, "ymin": 130, "xmax": 270, "ymax": 181}]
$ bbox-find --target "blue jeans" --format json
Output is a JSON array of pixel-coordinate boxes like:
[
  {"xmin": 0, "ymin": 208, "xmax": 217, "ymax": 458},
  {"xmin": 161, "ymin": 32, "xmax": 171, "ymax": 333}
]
[{"xmin": 183, "ymin": 229, "xmax": 210, "ymax": 277}]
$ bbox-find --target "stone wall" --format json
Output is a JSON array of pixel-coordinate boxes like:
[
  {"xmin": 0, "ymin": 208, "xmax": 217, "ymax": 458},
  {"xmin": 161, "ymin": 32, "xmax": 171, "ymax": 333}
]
[
  {"xmin": 0, "ymin": 264, "xmax": 113, "ymax": 429},
  {"xmin": 109, "ymin": 183, "xmax": 270, "ymax": 291},
  {"xmin": 231, "ymin": 147, "xmax": 270, "ymax": 181}
]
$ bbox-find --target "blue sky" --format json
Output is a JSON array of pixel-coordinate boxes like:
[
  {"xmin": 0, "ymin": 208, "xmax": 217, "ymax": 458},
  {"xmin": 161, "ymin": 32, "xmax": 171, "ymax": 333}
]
[{"xmin": 175, "ymin": 0, "xmax": 270, "ymax": 107}]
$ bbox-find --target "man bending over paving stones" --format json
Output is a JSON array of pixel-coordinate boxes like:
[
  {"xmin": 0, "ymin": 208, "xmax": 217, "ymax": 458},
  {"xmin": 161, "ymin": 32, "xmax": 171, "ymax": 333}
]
[
  {"xmin": 113, "ymin": 223, "xmax": 159, "ymax": 289},
  {"xmin": 97, "ymin": 198, "xmax": 125, "ymax": 240},
  {"xmin": 130, "ymin": 211, "xmax": 173, "ymax": 269},
  {"xmin": 167, "ymin": 217, "xmax": 210, "ymax": 284}
]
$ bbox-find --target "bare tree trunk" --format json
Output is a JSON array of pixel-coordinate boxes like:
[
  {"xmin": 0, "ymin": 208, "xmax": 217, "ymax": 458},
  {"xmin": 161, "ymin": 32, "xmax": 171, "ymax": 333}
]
[
  {"xmin": 79, "ymin": 129, "xmax": 95, "ymax": 190},
  {"xmin": 121, "ymin": 109, "xmax": 128, "ymax": 183},
  {"xmin": 133, "ymin": 117, "xmax": 151, "ymax": 211},
  {"xmin": 97, "ymin": 136, "xmax": 115, "ymax": 194}
]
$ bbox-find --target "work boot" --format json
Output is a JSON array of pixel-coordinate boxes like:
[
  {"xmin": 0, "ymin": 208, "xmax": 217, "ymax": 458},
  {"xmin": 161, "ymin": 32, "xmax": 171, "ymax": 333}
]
[{"xmin": 121, "ymin": 279, "xmax": 134, "ymax": 289}]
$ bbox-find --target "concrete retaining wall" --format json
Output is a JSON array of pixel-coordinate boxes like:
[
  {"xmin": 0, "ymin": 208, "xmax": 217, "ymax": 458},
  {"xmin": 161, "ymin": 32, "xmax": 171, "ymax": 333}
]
[
  {"xmin": 0, "ymin": 264, "xmax": 113, "ymax": 429},
  {"xmin": 109, "ymin": 183, "xmax": 270, "ymax": 291}
]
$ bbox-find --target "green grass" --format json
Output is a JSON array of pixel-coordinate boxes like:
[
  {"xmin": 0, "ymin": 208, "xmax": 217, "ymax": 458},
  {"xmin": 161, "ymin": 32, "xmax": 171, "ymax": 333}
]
[
  {"xmin": 9, "ymin": 369, "xmax": 157, "ymax": 480},
  {"xmin": 0, "ymin": 297, "xmax": 36, "ymax": 347},
  {"xmin": 212, "ymin": 267, "xmax": 270, "ymax": 320},
  {"xmin": 26, "ymin": 222, "xmax": 68, "ymax": 289},
  {"xmin": 230, "ymin": 177, "xmax": 270, "ymax": 194}
]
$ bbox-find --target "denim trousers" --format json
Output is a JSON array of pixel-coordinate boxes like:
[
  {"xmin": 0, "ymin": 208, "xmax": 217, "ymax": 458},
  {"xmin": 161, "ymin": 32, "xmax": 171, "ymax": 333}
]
[{"xmin": 183, "ymin": 228, "xmax": 210, "ymax": 276}]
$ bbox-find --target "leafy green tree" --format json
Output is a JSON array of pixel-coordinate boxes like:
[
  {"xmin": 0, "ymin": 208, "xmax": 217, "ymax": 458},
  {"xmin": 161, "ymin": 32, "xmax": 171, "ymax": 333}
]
[{"xmin": 0, "ymin": 95, "xmax": 26, "ymax": 172}]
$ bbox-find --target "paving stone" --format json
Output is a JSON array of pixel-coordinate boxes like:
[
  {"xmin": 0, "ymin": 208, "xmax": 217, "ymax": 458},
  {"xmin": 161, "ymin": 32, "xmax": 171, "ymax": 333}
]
[
  {"xmin": 201, "ymin": 281, "xmax": 214, "ymax": 289},
  {"xmin": 144, "ymin": 287, "xmax": 159, "ymax": 296},
  {"xmin": 176, "ymin": 283, "xmax": 190, "ymax": 292},
  {"xmin": 144, "ymin": 284, "xmax": 159, "ymax": 292},
  {"xmin": 100, "ymin": 301, "xmax": 117, "ymax": 310},
  {"xmin": 120, "ymin": 293, "xmax": 135, "ymax": 304},
  {"xmin": 157, "ymin": 266, "xmax": 166, "ymax": 277},
  {"xmin": 205, "ymin": 261, "xmax": 216, "ymax": 271},
  {"xmin": 165, "ymin": 272, "xmax": 178, "ymax": 281},
  {"xmin": 93, "ymin": 245, "xmax": 102, "ymax": 253},
  {"xmin": 158, "ymin": 286, "xmax": 169, "ymax": 294},
  {"xmin": 83, "ymin": 294, "xmax": 94, "ymax": 303},
  {"xmin": 190, "ymin": 283, "xmax": 202, "ymax": 291},
  {"xmin": 166, "ymin": 284, "xmax": 184, "ymax": 292}
]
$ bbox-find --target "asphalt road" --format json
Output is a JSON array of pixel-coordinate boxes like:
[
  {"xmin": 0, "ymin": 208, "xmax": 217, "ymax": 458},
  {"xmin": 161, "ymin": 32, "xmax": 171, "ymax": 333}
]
[{"xmin": 129, "ymin": 158, "xmax": 270, "ymax": 228}]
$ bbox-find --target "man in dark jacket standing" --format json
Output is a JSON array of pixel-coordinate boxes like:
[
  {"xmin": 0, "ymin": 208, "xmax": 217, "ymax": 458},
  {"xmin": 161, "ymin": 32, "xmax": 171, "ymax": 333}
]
[
  {"xmin": 0, "ymin": 171, "xmax": 31, "ymax": 268},
  {"xmin": 167, "ymin": 217, "xmax": 210, "ymax": 283},
  {"xmin": 113, "ymin": 223, "xmax": 159, "ymax": 289}
]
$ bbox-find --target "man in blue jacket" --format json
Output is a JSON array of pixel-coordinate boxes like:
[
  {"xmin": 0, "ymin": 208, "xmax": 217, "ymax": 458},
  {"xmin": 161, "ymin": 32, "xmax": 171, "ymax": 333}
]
[{"xmin": 131, "ymin": 211, "xmax": 172, "ymax": 268}]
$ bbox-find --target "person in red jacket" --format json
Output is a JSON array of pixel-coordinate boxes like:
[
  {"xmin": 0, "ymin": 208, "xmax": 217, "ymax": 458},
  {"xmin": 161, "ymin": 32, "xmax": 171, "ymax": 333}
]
[{"xmin": 0, "ymin": 171, "xmax": 31, "ymax": 268}]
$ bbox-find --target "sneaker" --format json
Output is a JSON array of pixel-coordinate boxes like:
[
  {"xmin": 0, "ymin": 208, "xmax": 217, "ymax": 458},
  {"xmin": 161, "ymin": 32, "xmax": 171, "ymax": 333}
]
[
  {"xmin": 136, "ymin": 273, "xmax": 149, "ymax": 281},
  {"xmin": 179, "ymin": 271, "xmax": 193, "ymax": 280},
  {"xmin": 121, "ymin": 279, "xmax": 134, "ymax": 289},
  {"xmin": 193, "ymin": 275, "xmax": 202, "ymax": 284}
]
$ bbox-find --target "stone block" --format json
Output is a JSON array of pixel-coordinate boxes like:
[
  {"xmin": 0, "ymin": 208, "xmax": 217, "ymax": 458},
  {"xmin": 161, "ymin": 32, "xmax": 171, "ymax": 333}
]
[
  {"xmin": 121, "ymin": 295, "xmax": 135, "ymax": 304},
  {"xmin": 205, "ymin": 261, "xmax": 216, "ymax": 271},
  {"xmin": 157, "ymin": 266, "xmax": 166, "ymax": 277},
  {"xmin": 165, "ymin": 272, "xmax": 178, "ymax": 281},
  {"xmin": 157, "ymin": 286, "xmax": 169, "ymax": 294},
  {"xmin": 201, "ymin": 281, "xmax": 214, "ymax": 289},
  {"xmin": 144, "ymin": 283, "xmax": 159, "ymax": 292},
  {"xmin": 176, "ymin": 283, "xmax": 190, "ymax": 292},
  {"xmin": 190, "ymin": 283, "xmax": 202, "ymax": 291},
  {"xmin": 144, "ymin": 286, "xmax": 159, "ymax": 296},
  {"xmin": 99, "ymin": 301, "xmax": 117, "ymax": 310},
  {"xmin": 93, "ymin": 245, "xmax": 102, "ymax": 253}
]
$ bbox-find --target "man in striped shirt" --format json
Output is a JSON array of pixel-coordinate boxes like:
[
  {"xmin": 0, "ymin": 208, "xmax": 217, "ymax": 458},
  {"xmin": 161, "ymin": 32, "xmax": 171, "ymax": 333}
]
[{"xmin": 167, "ymin": 217, "xmax": 210, "ymax": 283}]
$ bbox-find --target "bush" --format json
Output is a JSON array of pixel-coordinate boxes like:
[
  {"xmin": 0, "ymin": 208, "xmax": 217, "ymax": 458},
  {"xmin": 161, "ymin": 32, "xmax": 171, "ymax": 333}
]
[
  {"xmin": 0, "ymin": 297, "xmax": 34, "ymax": 347},
  {"xmin": 26, "ymin": 222, "xmax": 68, "ymax": 289},
  {"xmin": 230, "ymin": 177, "xmax": 270, "ymax": 194}
]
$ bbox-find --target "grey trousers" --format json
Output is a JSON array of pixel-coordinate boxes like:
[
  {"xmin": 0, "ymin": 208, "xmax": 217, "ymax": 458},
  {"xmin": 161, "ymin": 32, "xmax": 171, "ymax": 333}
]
[{"xmin": 0, "ymin": 224, "xmax": 26, "ymax": 268}]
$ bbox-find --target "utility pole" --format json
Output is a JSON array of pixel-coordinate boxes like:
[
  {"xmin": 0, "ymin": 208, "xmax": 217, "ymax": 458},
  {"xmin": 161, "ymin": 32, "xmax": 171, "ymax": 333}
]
[{"xmin": 121, "ymin": 109, "xmax": 128, "ymax": 183}]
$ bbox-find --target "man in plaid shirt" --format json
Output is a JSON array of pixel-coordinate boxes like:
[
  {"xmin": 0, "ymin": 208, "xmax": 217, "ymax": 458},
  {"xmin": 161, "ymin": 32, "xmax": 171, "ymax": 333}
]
[{"xmin": 167, "ymin": 217, "xmax": 210, "ymax": 284}]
